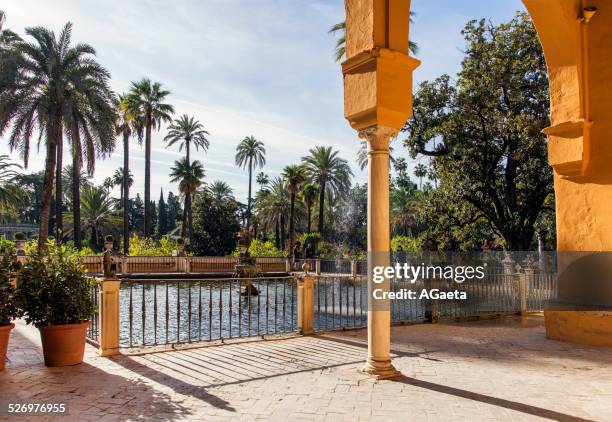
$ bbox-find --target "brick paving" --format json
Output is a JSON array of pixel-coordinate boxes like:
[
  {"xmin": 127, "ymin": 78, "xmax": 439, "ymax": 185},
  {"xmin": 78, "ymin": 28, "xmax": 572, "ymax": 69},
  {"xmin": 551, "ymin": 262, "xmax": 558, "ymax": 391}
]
[{"xmin": 2, "ymin": 315, "xmax": 612, "ymax": 421}]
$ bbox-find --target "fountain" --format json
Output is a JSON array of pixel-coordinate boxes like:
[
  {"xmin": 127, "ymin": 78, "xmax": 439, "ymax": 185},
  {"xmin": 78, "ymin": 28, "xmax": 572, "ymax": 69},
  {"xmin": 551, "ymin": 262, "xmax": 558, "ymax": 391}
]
[{"xmin": 233, "ymin": 228, "xmax": 260, "ymax": 296}]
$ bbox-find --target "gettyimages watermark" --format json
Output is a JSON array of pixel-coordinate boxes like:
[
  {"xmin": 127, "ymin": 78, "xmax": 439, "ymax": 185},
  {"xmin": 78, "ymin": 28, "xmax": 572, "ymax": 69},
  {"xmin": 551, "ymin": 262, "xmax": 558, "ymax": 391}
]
[{"xmin": 364, "ymin": 251, "xmax": 611, "ymax": 314}]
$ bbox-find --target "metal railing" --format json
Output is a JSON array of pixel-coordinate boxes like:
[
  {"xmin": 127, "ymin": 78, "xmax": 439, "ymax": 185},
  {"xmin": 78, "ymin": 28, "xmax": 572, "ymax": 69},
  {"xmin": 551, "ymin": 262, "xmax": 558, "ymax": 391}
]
[
  {"xmin": 119, "ymin": 276, "xmax": 298, "ymax": 349},
  {"xmin": 86, "ymin": 283, "xmax": 100, "ymax": 346},
  {"xmin": 314, "ymin": 275, "xmax": 368, "ymax": 332}
]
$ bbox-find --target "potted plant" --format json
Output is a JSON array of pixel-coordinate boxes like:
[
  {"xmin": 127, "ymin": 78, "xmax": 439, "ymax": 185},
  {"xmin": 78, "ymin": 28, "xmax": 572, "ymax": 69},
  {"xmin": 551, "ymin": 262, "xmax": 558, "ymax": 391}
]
[
  {"xmin": 15, "ymin": 244, "xmax": 95, "ymax": 367},
  {"xmin": 0, "ymin": 254, "xmax": 21, "ymax": 370}
]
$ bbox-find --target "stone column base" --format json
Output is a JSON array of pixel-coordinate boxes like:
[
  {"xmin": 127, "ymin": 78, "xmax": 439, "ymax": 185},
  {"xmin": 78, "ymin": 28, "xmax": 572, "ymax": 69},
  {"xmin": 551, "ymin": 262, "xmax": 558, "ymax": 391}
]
[
  {"xmin": 360, "ymin": 358, "xmax": 401, "ymax": 380},
  {"xmin": 545, "ymin": 310, "xmax": 612, "ymax": 347}
]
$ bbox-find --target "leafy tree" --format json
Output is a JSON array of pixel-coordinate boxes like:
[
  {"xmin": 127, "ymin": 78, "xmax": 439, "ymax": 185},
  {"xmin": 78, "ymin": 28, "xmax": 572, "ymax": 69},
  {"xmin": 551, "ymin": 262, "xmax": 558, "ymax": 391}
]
[
  {"xmin": 282, "ymin": 164, "xmax": 307, "ymax": 252},
  {"xmin": 164, "ymin": 114, "xmax": 209, "ymax": 165},
  {"xmin": 191, "ymin": 189, "xmax": 240, "ymax": 256},
  {"xmin": 129, "ymin": 194, "xmax": 145, "ymax": 235},
  {"xmin": 254, "ymin": 176, "xmax": 291, "ymax": 249},
  {"xmin": 301, "ymin": 146, "xmax": 352, "ymax": 235},
  {"xmin": 166, "ymin": 191, "xmax": 181, "ymax": 233},
  {"xmin": 1, "ymin": 22, "xmax": 110, "ymax": 251},
  {"xmin": 156, "ymin": 189, "xmax": 168, "ymax": 237},
  {"xmin": 169, "ymin": 158, "xmax": 205, "ymax": 239},
  {"xmin": 402, "ymin": 13, "xmax": 551, "ymax": 250},
  {"xmin": 299, "ymin": 183, "xmax": 318, "ymax": 234},
  {"xmin": 235, "ymin": 136, "xmax": 266, "ymax": 228},
  {"xmin": 125, "ymin": 78, "xmax": 174, "ymax": 236},
  {"xmin": 256, "ymin": 172, "xmax": 269, "ymax": 190}
]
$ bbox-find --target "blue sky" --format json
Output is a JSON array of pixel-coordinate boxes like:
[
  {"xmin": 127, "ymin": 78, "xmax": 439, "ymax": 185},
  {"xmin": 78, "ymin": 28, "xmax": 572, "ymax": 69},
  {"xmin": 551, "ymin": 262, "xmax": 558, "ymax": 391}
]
[{"xmin": 1, "ymin": 0, "xmax": 525, "ymax": 202}]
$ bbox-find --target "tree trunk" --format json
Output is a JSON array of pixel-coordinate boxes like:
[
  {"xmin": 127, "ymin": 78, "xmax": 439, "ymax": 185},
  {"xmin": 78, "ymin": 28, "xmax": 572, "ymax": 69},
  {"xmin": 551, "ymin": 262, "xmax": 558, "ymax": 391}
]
[
  {"xmin": 307, "ymin": 200, "xmax": 312, "ymax": 234},
  {"xmin": 317, "ymin": 180, "xmax": 326, "ymax": 234},
  {"xmin": 288, "ymin": 190, "xmax": 296, "ymax": 254},
  {"xmin": 280, "ymin": 213, "xmax": 286, "ymax": 251},
  {"xmin": 144, "ymin": 110, "xmax": 152, "ymax": 237},
  {"xmin": 185, "ymin": 139, "xmax": 190, "ymax": 166},
  {"xmin": 54, "ymin": 128, "xmax": 63, "ymax": 242},
  {"xmin": 91, "ymin": 227, "xmax": 98, "ymax": 249},
  {"xmin": 38, "ymin": 119, "xmax": 60, "ymax": 252},
  {"xmin": 71, "ymin": 122, "xmax": 82, "ymax": 249},
  {"xmin": 181, "ymin": 193, "xmax": 189, "ymax": 239},
  {"xmin": 275, "ymin": 216, "xmax": 280, "ymax": 249},
  {"xmin": 123, "ymin": 130, "xmax": 130, "ymax": 254},
  {"xmin": 246, "ymin": 157, "xmax": 253, "ymax": 229}
]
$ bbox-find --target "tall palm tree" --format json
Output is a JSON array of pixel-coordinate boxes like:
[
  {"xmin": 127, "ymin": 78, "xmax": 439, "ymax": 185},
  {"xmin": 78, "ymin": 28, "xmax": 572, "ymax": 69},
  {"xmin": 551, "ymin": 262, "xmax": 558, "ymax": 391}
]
[
  {"xmin": 0, "ymin": 10, "xmax": 21, "ymax": 99},
  {"xmin": 125, "ymin": 78, "xmax": 174, "ymax": 237},
  {"xmin": 329, "ymin": 12, "xmax": 418, "ymax": 62},
  {"xmin": 414, "ymin": 163, "xmax": 428, "ymax": 189},
  {"xmin": 206, "ymin": 180, "xmax": 234, "ymax": 202},
  {"xmin": 0, "ymin": 22, "xmax": 110, "ymax": 251},
  {"xmin": 164, "ymin": 114, "xmax": 209, "ymax": 166},
  {"xmin": 282, "ymin": 164, "xmax": 307, "ymax": 252},
  {"xmin": 62, "ymin": 164, "xmax": 92, "ymax": 201},
  {"xmin": 169, "ymin": 158, "xmax": 204, "ymax": 239},
  {"xmin": 0, "ymin": 155, "xmax": 25, "ymax": 213},
  {"xmin": 256, "ymin": 172, "xmax": 270, "ymax": 190},
  {"xmin": 116, "ymin": 95, "xmax": 135, "ymax": 253},
  {"xmin": 299, "ymin": 183, "xmax": 318, "ymax": 234},
  {"xmin": 65, "ymin": 185, "xmax": 122, "ymax": 249},
  {"xmin": 63, "ymin": 64, "xmax": 116, "ymax": 249},
  {"xmin": 235, "ymin": 136, "xmax": 266, "ymax": 229},
  {"xmin": 301, "ymin": 146, "xmax": 353, "ymax": 235}
]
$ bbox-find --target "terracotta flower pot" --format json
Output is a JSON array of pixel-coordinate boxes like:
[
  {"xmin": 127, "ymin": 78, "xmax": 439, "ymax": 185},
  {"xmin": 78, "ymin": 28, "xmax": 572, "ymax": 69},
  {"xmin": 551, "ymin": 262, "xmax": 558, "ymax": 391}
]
[
  {"xmin": 38, "ymin": 322, "xmax": 89, "ymax": 367},
  {"xmin": 0, "ymin": 323, "xmax": 15, "ymax": 371}
]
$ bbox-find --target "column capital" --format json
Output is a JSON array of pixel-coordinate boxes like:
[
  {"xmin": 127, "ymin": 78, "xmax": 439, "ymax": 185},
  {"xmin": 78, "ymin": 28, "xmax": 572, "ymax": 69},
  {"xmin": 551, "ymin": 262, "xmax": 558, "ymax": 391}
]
[{"xmin": 358, "ymin": 125, "xmax": 397, "ymax": 151}]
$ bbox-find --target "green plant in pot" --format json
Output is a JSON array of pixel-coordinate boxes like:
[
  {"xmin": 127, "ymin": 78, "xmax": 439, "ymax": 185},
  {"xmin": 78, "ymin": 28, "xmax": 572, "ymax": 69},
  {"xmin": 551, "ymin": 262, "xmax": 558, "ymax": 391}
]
[
  {"xmin": 0, "ymin": 254, "xmax": 21, "ymax": 370},
  {"xmin": 15, "ymin": 243, "xmax": 96, "ymax": 367}
]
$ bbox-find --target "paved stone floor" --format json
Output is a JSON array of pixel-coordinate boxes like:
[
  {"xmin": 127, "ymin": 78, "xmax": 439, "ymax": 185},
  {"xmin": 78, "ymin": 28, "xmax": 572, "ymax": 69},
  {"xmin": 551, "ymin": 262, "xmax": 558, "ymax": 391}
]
[{"xmin": 2, "ymin": 315, "xmax": 612, "ymax": 421}]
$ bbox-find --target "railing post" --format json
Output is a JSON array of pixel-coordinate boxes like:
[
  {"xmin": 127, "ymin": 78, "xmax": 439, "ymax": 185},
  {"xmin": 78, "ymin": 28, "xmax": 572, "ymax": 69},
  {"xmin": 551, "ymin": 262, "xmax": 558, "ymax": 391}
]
[
  {"xmin": 120, "ymin": 256, "xmax": 126, "ymax": 275},
  {"xmin": 297, "ymin": 271, "xmax": 314, "ymax": 336},
  {"xmin": 99, "ymin": 277, "xmax": 121, "ymax": 357},
  {"xmin": 520, "ymin": 255, "xmax": 535, "ymax": 316},
  {"xmin": 185, "ymin": 257, "xmax": 191, "ymax": 274},
  {"xmin": 315, "ymin": 259, "xmax": 321, "ymax": 275},
  {"xmin": 351, "ymin": 260, "xmax": 357, "ymax": 278},
  {"xmin": 285, "ymin": 258, "xmax": 291, "ymax": 273}
]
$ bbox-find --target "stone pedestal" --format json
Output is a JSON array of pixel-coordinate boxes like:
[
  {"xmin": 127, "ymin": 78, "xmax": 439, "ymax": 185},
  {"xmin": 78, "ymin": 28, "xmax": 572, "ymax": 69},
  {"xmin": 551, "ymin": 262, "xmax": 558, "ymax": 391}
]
[{"xmin": 99, "ymin": 278, "xmax": 121, "ymax": 357}]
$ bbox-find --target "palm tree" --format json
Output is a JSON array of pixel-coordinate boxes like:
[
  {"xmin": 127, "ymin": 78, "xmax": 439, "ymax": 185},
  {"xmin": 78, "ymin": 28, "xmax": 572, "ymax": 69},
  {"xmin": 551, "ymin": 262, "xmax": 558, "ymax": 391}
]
[
  {"xmin": 256, "ymin": 172, "xmax": 270, "ymax": 190},
  {"xmin": 356, "ymin": 140, "xmax": 396, "ymax": 171},
  {"xmin": 63, "ymin": 61, "xmax": 116, "ymax": 249},
  {"xmin": 329, "ymin": 12, "xmax": 418, "ymax": 62},
  {"xmin": 62, "ymin": 165, "xmax": 92, "ymax": 201},
  {"xmin": 282, "ymin": 164, "xmax": 307, "ymax": 252},
  {"xmin": 206, "ymin": 180, "xmax": 234, "ymax": 202},
  {"xmin": 299, "ymin": 183, "xmax": 318, "ymax": 234},
  {"xmin": 0, "ymin": 10, "xmax": 21, "ymax": 94},
  {"xmin": 125, "ymin": 78, "xmax": 175, "ymax": 237},
  {"xmin": 414, "ymin": 163, "xmax": 428, "ymax": 189},
  {"xmin": 112, "ymin": 167, "xmax": 133, "ymax": 201},
  {"xmin": 169, "ymin": 158, "xmax": 204, "ymax": 239},
  {"xmin": 0, "ymin": 155, "xmax": 25, "ymax": 213},
  {"xmin": 255, "ymin": 177, "xmax": 291, "ymax": 250},
  {"xmin": 164, "ymin": 114, "xmax": 209, "ymax": 166},
  {"xmin": 0, "ymin": 22, "xmax": 110, "ymax": 251},
  {"xmin": 301, "ymin": 146, "xmax": 353, "ymax": 235},
  {"xmin": 65, "ymin": 185, "xmax": 122, "ymax": 249},
  {"xmin": 116, "ymin": 95, "xmax": 135, "ymax": 253},
  {"xmin": 235, "ymin": 136, "xmax": 266, "ymax": 229}
]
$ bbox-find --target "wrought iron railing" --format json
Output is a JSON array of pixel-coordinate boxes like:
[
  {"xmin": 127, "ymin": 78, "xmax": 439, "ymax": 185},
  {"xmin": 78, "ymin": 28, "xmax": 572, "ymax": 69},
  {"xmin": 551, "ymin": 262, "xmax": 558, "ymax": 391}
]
[
  {"xmin": 86, "ymin": 282, "xmax": 100, "ymax": 346},
  {"xmin": 119, "ymin": 276, "xmax": 298, "ymax": 349}
]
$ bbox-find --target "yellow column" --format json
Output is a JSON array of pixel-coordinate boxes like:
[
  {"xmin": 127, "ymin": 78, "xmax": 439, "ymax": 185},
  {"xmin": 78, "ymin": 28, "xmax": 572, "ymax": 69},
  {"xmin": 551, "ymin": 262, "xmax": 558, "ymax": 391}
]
[
  {"xmin": 297, "ymin": 273, "xmax": 314, "ymax": 335},
  {"xmin": 342, "ymin": 0, "xmax": 419, "ymax": 377},
  {"xmin": 99, "ymin": 278, "xmax": 121, "ymax": 357},
  {"xmin": 360, "ymin": 126, "xmax": 399, "ymax": 379}
]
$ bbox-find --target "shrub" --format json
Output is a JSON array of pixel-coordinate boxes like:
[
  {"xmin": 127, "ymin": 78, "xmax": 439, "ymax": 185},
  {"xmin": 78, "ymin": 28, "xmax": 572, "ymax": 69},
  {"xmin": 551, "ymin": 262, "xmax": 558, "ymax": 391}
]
[
  {"xmin": 391, "ymin": 235, "xmax": 422, "ymax": 253},
  {"xmin": 299, "ymin": 232, "xmax": 321, "ymax": 248},
  {"xmin": 245, "ymin": 239, "xmax": 287, "ymax": 258},
  {"xmin": 0, "ymin": 237, "xmax": 16, "ymax": 255},
  {"xmin": 104, "ymin": 235, "xmax": 114, "ymax": 243},
  {"xmin": 0, "ymin": 254, "xmax": 21, "ymax": 326},
  {"xmin": 24, "ymin": 239, "xmax": 96, "ymax": 257},
  {"xmin": 14, "ymin": 232, "xmax": 26, "ymax": 241},
  {"xmin": 15, "ymin": 243, "xmax": 96, "ymax": 326},
  {"xmin": 129, "ymin": 235, "xmax": 177, "ymax": 256}
]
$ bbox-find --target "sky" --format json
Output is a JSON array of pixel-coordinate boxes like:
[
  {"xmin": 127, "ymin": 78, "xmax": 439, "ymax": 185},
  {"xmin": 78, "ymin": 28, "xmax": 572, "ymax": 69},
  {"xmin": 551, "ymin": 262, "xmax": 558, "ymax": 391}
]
[{"xmin": 1, "ymin": 0, "xmax": 526, "ymax": 203}]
